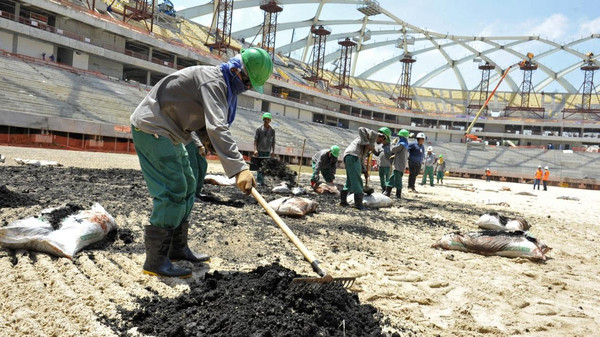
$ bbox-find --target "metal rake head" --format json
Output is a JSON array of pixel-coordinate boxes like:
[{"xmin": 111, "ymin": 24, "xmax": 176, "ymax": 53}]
[{"xmin": 290, "ymin": 276, "xmax": 356, "ymax": 291}]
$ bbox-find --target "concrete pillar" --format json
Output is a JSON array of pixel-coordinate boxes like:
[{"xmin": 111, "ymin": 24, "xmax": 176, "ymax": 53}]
[
  {"xmin": 173, "ymin": 55, "xmax": 178, "ymax": 69},
  {"xmin": 14, "ymin": 3, "xmax": 20, "ymax": 21},
  {"xmin": 148, "ymin": 47, "xmax": 153, "ymax": 62},
  {"xmin": 146, "ymin": 71, "xmax": 151, "ymax": 86}
]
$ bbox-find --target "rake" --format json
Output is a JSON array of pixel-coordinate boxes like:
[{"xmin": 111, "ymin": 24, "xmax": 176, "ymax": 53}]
[{"xmin": 251, "ymin": 187, "xmax": 356, "ymax": 289}]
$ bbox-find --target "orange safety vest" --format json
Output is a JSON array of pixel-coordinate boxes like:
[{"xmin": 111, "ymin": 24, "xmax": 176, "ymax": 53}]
[
  {"xmin": 486, "ymin": 170, "xmax": 491, "ymax": 176},
  {"xmin": 534, "ymin": 170, "xmax": 542, "ymax": 179},
  {"xmin": 543, "ymin": 170, "xmax": 550, "ymax": 181}
]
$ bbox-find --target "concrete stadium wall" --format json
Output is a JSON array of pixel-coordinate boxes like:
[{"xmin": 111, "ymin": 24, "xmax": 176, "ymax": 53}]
[
  {"xmin": 0, "ymin": 30, "xmax": 12, "ymax": 51},
  {"xmin": 16, "ymin": 36, "xmax": 53, "ymax": 60},
  {"xmin": 88, "ymin": 54, "xmax": 123, "ymax": 78}
]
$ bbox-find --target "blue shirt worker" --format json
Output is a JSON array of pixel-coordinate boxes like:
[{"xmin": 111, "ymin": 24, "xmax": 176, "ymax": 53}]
[
  {"xmin": 421, "ymin": 146, "xmax": 436, "ymax": 186},
  {"xmin": 383, "ymin": 129, "xmax": 409, "ymax": 199},
  {"xmin": 253, "ymin": 112, "xmax": 276, "ymax": 186},
  {"xmin": 407, "ymin": 132, "xmax": 426, "ymax": 192},
  {"xmin": 340, "ymin": 127, "xmax": 390, "ymax": 210},
  {"xmin": 130, "ymin": 47, "xmax": 273, "ymax": 278},
  {"xmin": 310, "ymin": 145, "xmax": 340, "ymax": 187}
]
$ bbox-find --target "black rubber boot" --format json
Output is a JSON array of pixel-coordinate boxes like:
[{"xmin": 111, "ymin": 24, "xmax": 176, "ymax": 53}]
[
  {"xmin": 143, "ymin": 225, "xmax": 192, "ymax": 278},
  {"xmin": 169, "ymin": 222, "xmax": 211, "ymax": 263},
  {"xmin": 340, "ymin": 189, "xmax": 349, "ymax": 206},
  {"xmin": 396, "ymin": 188, "xmax": 402, "ymax": 199},
  {"xmin": 354, "ymin": 193, "xmax": 366, "ymax": 211},
  {"xmin": 383, "ymin": 186, "xmax": 392, "ymax": 197}
]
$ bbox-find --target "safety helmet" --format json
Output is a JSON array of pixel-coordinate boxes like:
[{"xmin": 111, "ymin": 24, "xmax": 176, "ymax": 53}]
[
  {"xmin": 416, "ymin": 132, "xmax": 425, "ymax": 139},
  {"xmin": 378, "ymin": 127, "xmax": 391, "ymax": 142},
  {"xmin": 330, "ymin": 145, "xmax": 340, "ymax": 157},
  {"xmin": 538, "ymin": 165, "xmax": 542, "ymax": 168},
  {"xmin": 427, "ymin": 146, "xmax": 433, "ymax": 152},
  {"xmin": 240, "ymin": 47, "xmax": 273, "ymax": 94},
  {"xmin": 439, "ymin": 154, "xmax": 443, "ymax": 158},
  {"xmin": 398, "ymin": 129, "xmax": 409, "ymax": 137},
  {"xmin": 544, "ymin": 166, "xmax": 548, "ymax": 170},
  {"xmin": 487, "ymin": 168, "xmax": 490, "ymax": 170},
  {"xmin": 262, "ymin": 112, "xmax": 272, "ymax": 120}
]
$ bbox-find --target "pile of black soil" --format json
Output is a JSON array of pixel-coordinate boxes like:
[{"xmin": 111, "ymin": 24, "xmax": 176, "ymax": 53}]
[
  {"xmin": 107, "ymin": 263, "xmax": 393, "ymax": 337},
  {"xmin": 0, "ymin": 184, "xmax": 37, "ymax": 208},
  {"xmin": 41, "ymin": 203, "xmax": 84, "ymax": 229},
  {"xmin": 260, "ymin": 158, "xmax": 297, "ymax": 186}
]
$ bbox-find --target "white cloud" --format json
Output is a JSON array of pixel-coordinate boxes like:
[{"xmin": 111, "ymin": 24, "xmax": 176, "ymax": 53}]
[
  {"xmin": 526, "ymin": 14, "xmax": 568, "ymax": 40},
  {"xmin": 579, "ymin": 16, "xmax": 600, "ymax": 36}
]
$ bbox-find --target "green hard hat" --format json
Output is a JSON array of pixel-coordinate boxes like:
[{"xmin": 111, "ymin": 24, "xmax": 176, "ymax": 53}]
[
  {"xmin": 241, "ymin": 47, "xmax": 273, "ymax": 94},
  {"xmin": 398, "ymin": 129, "xmax": 409, "ymax": 137},
  {"xmin": 439, "ymin": 154, "xmax": 443, "ymax": 158},
  {"xmin": 330, "ymin": 145, "xmax": 340, "ymax": 157},
  {"xmin": 378, "ymin": 127, "xmax": 391, "ymax": 142},
  {"xmin": 262, "ymin": 112, "xmax": 272, "ymax": 120}
]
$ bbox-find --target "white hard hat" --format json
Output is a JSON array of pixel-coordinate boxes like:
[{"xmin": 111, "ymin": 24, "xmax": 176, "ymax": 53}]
[
  {"xmin": 416, "ymin": 132, "xmax": 425, "ymax": 139},
  {"xmin": 427, "ymin": 146, "xmax": 433, "ymax": 152},
  {"xmin": 544, "ymin": 166, "xmax": 548, "ymax": 170},
  {"xmin": 486, "ymin": 168, "xmax": 490, "ymax": 170},
  {"xmin": 538, "ymin": 165, "xmax": 542, "ymax": 168}
]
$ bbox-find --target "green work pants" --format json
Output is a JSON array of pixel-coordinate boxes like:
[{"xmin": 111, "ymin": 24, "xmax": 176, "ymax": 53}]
[
  {"xmin": 132, "ymin": 127, "xmax": 195, "ymax": 228},
  {"xmin": 386, "ymin": 169, "xmax": 403, "ymax": 190},
  {"xmin": 343, "ymin": 155, "xmax": 363, "ymax": 194},
  {"xmin": 422, "ymin": 166, "xmax": 434, "ymax": 186},
  {"xmin": 256, "ymin": 151, "xmax": 270, "ymax": 184},
  {"xmin": 311, "ymin": 162, "xmax": 335, "ymax": 183},
  {"xmin": 185, "ymin": 142, "xmax": 208, "ymax": 196},
  {"xmin": 436, "ymin": 170, "xmax": 444, "ymax": 183},
  {"xmin": 378, "ymin": 166, "xmax": 391, "ymax": 190}
]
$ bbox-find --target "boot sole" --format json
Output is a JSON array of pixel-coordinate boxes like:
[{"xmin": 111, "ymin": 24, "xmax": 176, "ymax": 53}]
[
  {"xmin": 142, "ymin": 270, "xmax": 192, "ymax": 279},
  {"xmin": 170, "ymin": 258, "xmax": 211, "ymax": 263}
]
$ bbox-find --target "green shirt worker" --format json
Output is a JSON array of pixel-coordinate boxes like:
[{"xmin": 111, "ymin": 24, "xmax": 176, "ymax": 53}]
[
  {"xmin": 310, "ymin": 145, "xmax": 340, "ymax": 187},
  {"xmin": 130, "ymin": 47, "xmax": 272, "ymax": 278}
]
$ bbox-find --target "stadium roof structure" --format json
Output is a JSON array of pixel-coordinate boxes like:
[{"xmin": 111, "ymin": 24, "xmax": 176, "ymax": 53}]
[{"xmin": 178, "ymin": 0, "xmax": 600, "ymax": 95}]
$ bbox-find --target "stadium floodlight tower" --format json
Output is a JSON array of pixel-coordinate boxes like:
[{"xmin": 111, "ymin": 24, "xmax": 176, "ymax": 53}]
[
  {"xmin": 390, "ymin": 27, "xmax": 416, "ymax": 110},
  {"xmin": 467, "ymin": 60, "xmax": 495, "ymax": 115},
  {"xmin": 259, "ymin": 1, "xmax": 283, "ymax": 60},
  {"xmin": 206, "ymin": 0, "xmax": 234, "ymax": 55},
  {"xmin": 332, "ymin": 38, "xmax": 357, "ymax": 98},
  {"xmin": 505, "ymin": 52, "xmax": 545, "ymax": 118},
  {"xmin": 563, "ymin": 52, "xmax": 600, "ymax": 119},
  {"xmin": 357, "ymin": 0, "xmax": 382, "ymax": 16},
  {"xmin": 303, "ymin": 25, "xmax": 332, "ymax": 88}
]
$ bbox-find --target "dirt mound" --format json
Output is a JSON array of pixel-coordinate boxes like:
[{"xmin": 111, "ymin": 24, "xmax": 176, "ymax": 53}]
[
  {"xmin": 260, "ymin": 158, "xmax": 297, "ymax": 186},
  {"xmin": 107, "ymin": 263, "xmax": 388, "ymax": 337},
  {"xmin": 0, "ymin": 184, "xmax": 37, "ymax": 209}
]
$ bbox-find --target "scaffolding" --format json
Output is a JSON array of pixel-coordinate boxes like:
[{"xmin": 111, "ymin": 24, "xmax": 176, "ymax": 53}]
[
  {"xmin": 205, "ymin": 0, "xmax": 234, "ymax": 55},
  {"xmin": 390, "ymin": 54, "xmax": 416, "ymax": 110},
  {"xmin": 303, "ymin": 25, "xmax": 331, "ymax": 88},
  {"xmin": 563, "ymin": 53, "xmax": 600, "ymax": 119},
  {"xmin": 332, "ymin": 38, "xmax": 356, "ymax": 98},
  {"xmin": 467, "ymin": 61, "xmax": 495, "ymax": 115},
  {"xmin": 106, "ymin": 0, "xmax": 155, "ymax": 32},
  {"xmin": 259, "ymin": 1, "xmax": 283, "ymax": 60},
  {"xmin": 505, "ymin": 52, "xmax": 545, "ymax": 118}
]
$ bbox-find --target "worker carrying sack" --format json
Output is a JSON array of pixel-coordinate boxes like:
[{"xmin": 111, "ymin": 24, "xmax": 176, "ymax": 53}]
[{"xmin": 0, "ymin": 203, "xmax": 116, "ymax": 259}]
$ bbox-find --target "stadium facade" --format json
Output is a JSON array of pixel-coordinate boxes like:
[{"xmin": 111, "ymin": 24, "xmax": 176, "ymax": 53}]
[{"xmin": 0, "ymin": 0, "xmax": 598, "ymax": 186}]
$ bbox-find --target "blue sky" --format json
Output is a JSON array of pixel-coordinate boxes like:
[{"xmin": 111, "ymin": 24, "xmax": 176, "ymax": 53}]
[{"xmin": 169, "ymin": 0, "xmax": 600, "ymax": 92}]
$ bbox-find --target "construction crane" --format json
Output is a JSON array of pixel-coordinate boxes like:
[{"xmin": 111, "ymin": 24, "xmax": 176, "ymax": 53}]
[{"xmin": 464, "ymin": 66, "xmax": 512, "ymax": 142}]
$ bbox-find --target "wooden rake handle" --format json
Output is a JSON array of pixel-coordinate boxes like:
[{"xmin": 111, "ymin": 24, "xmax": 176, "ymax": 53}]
[{"xmin": 250, "ymin": 187, "xmax": 327, "ymax": 277}]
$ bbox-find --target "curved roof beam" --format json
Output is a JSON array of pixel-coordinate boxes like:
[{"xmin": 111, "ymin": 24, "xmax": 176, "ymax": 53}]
[
  {"xmin": 425, "ymin": 34, "xmax": 467, "ymax": 91},
  {"xmin": 536, "ymin": 53, "xmax": 600, "ymax": 91}
]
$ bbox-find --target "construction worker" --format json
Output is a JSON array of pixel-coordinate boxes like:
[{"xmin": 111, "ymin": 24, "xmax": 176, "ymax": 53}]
[
  {"xmin": 434, "ymin": 154, "xmax": 446, "ymax": 184},
  {"xmin": 407, "ymin": 132, "xmax": 425, "ymax": 192},
  {"xmin": 310, "ymin": 145, "xmax": 340, "ymax": 187},
  {"xmin": 542, "ymin": 166, "xmax": 550, "ymax": 191},
  {"xmin": 486, "ymin": 168, "xmax": 491, "ymax": 182},
  {"xmin": 383, "ymin": 129, "xmax": 409, "ymax": 198},
  {"xmin": 130, "ymin": 47, "xmax": 273, "ymax": 278},
  {"xmin": 341, "ymin": 127, "xmax": 390, "ymax": 210},
  {"xmin": 184, "ymin": 131, "xmax": 208, "ymax": 199},
  {"xmin": 421, "ymin": 146, "xmax": 436, "ymax": 187},
  {"xmin": 254, "ymin": 112, "xmax": 276, "ymax": 186},
  {"xmin": 373, "ymin": 141, "xmax": 392, "ymax": 192},
  {"xmin": 533, "ymin": 165, "xmax": 543, "ymax": 190}
]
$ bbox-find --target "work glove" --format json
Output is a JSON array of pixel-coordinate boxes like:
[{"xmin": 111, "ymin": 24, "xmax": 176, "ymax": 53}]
[
  {"xmin": 253, "ymin": 150, "xmax": 259, "ymax": 157},
  {"xmin": 198, "ymin": 145, "xmax": 207, "ymax": 157},
  {"xmin": 235, "ymin": 169, "xmax": 255, "ymax": 194},
  {"xmin": 310, "ymin": 181, "xmax": 316, "ymax": 188}
]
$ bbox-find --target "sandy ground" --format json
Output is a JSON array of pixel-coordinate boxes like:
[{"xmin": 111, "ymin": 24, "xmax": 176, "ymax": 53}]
[{"xmin": 1, "ymin": 145, "xmax": 599, "ymax": 336}]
